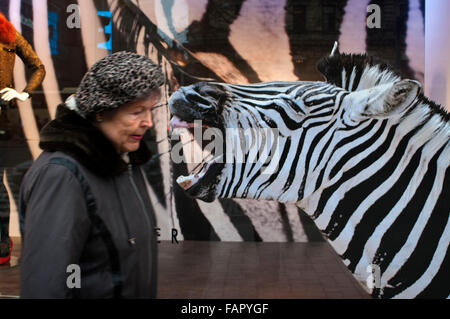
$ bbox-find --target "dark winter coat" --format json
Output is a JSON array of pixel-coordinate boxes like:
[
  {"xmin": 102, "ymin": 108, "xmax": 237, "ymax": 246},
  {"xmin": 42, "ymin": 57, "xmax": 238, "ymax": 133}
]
[{"xmin": 19, "ymin": 104, "xmax": 158, "ymax": 299}]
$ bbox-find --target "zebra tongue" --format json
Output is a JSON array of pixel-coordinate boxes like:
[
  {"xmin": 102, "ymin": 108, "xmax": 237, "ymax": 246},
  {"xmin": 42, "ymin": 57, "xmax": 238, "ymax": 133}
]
[
  {"xmin": 169, "ymin": 116, "xmax": 190, "ymax": 132},
  {"xmin": 169, "ymin": 115, "xmax": 210, "ymax": 130}
]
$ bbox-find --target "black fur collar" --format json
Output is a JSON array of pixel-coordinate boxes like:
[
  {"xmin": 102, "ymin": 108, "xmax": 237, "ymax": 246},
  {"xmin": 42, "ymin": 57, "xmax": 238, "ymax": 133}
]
[{"xmin": 39, "ymin": 104, "xmax": 152, "ymax": 177}]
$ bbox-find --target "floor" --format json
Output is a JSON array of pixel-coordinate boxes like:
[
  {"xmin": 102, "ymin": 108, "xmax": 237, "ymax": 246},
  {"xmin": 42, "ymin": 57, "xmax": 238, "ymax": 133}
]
[{"xmin": 0, "ymin": 237, "xmax": 370, "ymax": 299}]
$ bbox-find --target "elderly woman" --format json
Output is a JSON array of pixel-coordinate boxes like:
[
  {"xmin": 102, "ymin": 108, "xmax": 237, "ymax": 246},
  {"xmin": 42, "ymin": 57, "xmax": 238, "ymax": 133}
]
[{"xmin": 18, "ymin": 51, "xmax": 164, "ymax": 298}]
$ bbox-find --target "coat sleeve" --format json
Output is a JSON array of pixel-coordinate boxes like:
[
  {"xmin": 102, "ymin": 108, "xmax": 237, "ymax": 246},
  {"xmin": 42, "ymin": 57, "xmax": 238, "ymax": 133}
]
[
  {"xmin": 14, "ymin": 30, "xmax": 46, "ymax": 93},
  {"xmin": 20, "ymin": 163, "xmax": 91, "ymax": 299}
]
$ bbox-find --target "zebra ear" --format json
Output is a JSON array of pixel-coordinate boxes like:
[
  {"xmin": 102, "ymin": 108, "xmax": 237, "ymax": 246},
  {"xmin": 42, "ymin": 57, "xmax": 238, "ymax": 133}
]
[
  {"xmin": 347, "ymin": 79, "xmax": 422, "ymax": 124},
  {"xmin": 382, "ymin": 79, "xmax": 421, "ymax": 116}
]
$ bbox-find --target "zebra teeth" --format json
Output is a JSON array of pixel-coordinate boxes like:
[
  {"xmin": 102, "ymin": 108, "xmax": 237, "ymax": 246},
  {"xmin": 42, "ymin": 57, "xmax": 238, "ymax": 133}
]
[
  {"xmin": 176, "ymin": 175, "xmax": 194, "ymax": 190},
  {"xmin": 173, "ymin": 116, "xmax": 222, "ymax": 190},
  {"xmin": 177, "ymin": 155, "xmax": 222, "ymax": 190},
  {"xmin": 194, "ymin": 154, "xmax": 222, "ymax": 176},
  {"xmin": 176, "ymin": 172, "xmax": 204, "ymax": 190}
]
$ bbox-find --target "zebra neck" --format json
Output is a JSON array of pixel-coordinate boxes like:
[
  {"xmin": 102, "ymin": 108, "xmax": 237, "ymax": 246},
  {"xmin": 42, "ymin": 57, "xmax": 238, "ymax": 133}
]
[
  {"xmin": 297, "ymin": 98, "xmax": 450, "ymax": 222},
  {"xmin": 294, "ymin": 98, "xmax": 449, "ymax": 298}
]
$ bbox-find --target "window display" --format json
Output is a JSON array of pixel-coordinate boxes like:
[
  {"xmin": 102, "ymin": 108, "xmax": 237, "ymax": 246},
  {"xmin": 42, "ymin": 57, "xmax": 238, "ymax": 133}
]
[{"xmin": 2, "ymin": 0, "xmax": 446, "ymax": 301}]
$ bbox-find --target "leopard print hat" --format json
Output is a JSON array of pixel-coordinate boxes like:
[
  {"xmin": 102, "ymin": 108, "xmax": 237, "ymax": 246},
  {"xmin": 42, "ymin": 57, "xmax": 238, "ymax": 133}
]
[{"xmin": 74, "ymin": 51, "xmax": 164, "ymax": 118}]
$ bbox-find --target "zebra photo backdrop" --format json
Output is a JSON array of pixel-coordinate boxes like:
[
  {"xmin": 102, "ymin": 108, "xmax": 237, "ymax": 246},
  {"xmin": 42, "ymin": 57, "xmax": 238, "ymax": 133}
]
[{"xmin": 0, "ymin": 0, "xmax": 425, "ymax": 243}]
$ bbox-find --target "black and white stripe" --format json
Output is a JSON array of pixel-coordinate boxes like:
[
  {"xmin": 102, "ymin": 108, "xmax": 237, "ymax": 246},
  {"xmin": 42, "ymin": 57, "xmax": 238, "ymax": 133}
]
[{"xmin": 214, "ymin": 81, "xmax": 348, "ymax": 203}]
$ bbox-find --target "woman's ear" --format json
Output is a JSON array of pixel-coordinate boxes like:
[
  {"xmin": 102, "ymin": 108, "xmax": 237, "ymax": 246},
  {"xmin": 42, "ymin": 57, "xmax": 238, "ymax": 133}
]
[{"xmin": 95, "ymin": 113, "xmax": 104, "ymax": 123}]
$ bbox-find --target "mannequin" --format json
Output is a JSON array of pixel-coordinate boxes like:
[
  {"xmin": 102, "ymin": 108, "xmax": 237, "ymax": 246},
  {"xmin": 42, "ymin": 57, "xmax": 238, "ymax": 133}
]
[{"xmin": 0, "ymin": 12, "xmax": 45, "ymax": 265}]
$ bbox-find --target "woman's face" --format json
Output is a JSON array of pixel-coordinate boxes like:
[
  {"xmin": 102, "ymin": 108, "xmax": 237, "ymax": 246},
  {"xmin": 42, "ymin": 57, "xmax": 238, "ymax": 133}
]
[{"xmin": 96, "ymin": 88, "xmax": 162, "ymax": 154}]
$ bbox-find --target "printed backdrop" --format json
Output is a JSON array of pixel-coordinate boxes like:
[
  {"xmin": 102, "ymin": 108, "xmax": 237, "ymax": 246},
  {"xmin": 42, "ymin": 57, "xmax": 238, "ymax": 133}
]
[{"xmin": 0, "ymin": 0, "xmax": 425, "ymax": 241}]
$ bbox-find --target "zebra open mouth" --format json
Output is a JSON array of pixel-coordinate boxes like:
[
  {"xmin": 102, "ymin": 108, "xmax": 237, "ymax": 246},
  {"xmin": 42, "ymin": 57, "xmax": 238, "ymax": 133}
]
[
  {"xmin": 169, "ymin": 115, "xmax": 224, "ymax": 200},
  {"xmin": 168, "ymin": 82, "xmax": 228, "ymax": 201}
]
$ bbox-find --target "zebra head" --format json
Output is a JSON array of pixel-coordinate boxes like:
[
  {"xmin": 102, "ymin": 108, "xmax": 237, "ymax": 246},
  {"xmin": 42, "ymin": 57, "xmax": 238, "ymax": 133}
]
[
  {"xmin": 169, "ymin": 83, "xmax": 228, "ymax": 202},
  {"xmin": 169, "ymin": 78, "xmax": 423, "ymax": 204}
]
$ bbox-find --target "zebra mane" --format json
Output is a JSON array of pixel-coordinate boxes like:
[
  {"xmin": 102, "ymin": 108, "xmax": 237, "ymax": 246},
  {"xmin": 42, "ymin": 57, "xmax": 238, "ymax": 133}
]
[
  {"xmin": 317, "ymin": 52, "xmax": 402, "ymax": 91},
  {"xmin": 317, "ymin": 52, "xmax": 450, "ymax": 123},
  {"xmin": 416, "ymin": 94, "xmax": 450, "ymax": 123}
]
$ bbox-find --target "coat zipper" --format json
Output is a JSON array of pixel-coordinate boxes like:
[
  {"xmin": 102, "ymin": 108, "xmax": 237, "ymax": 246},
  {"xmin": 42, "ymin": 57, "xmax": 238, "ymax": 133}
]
[
  {"xmin": 128, "ymin": 164, "xmax": 155, "ymax": 295},
  {"xmin": 113, "ymin": 179, "xmax": 135, "ymax": 246},
  {"xmin": 127, "ymin": 164, "xmax": 154, "ymax": 243}
]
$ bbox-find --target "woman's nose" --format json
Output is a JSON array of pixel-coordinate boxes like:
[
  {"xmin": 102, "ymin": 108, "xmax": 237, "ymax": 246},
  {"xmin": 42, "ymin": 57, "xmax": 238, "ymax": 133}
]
[{"xmin": 142, "ymin": 110, "xmax": 153, "ymax": 128}]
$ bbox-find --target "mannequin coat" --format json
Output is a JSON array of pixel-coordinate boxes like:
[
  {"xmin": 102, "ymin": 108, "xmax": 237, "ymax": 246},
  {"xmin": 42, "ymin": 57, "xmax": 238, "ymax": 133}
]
[{"xmin": 0, "ymin": 13, "xmax": 45, "ymax": 94}]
